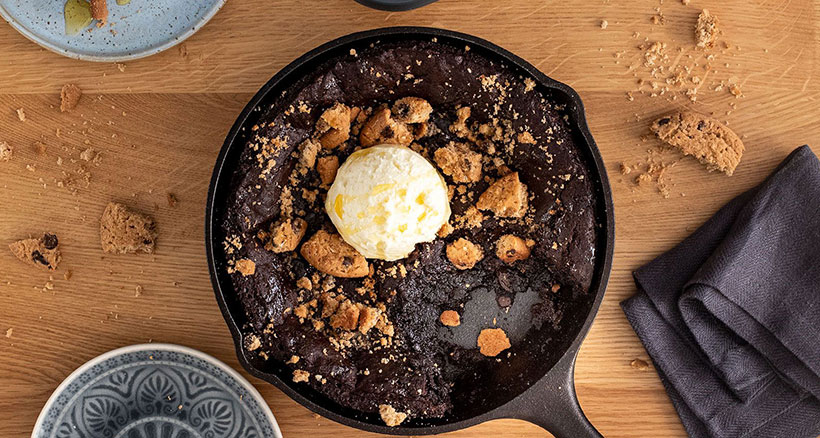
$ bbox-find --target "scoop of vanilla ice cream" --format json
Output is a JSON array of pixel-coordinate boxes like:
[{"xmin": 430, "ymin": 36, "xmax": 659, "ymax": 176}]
[{"xmin": 326, "ymin": 144, "xmax": 451, "ymax": 261}]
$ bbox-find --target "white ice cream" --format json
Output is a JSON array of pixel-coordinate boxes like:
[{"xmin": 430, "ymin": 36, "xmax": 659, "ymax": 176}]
[{"xmin": 326, "ymin": 144, "xmax": 451, "ymax": 261}]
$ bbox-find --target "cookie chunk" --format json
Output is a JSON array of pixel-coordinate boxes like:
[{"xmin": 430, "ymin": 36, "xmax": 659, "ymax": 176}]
[
  {"xmin": 329, "ymin": 299, "xmax": 360, "ymax": 331},
  {"xmin": 476, "ymin": 172, "xmax": 529, "ymax": 218},
  {"xmin": 234, "ymin": 258, "xmax": 256, "ymax": 277},
  {"xmin": 359, "ymin": 108, "xmax": 413, "ymax": 147},
  {"xmin": 60, "ymin": 84, "xmax": 82, "ymax": 112},
  {"xmin": 298, "ymin": 139, "xmax": 321, "ymax": 171},
  {"xmin": 439, "ymin": 310, "xmax": 460, "ymax": 327},
  {"xmin": 650, "ymin": 111, "xmax": 744, "ymax": 175},
  {"xmin": 90, "ymin": 0, "xmax": 108, "ymax": 26},
  {"xmin": 300, "ymin": 230, "xmax": 369, "ymax": 278},
  {"xmin": 695, "ymin": 9, "xmax": 720, "ymax": 49},
  {"xmin": 316, "ymin": 103, "xmax": 351, "ymax": 149},
  {"xmin": 434, "ymin": 142, "xmax": 483, "ymax": 183},
  {"xmin": 0, "ymin": 142, "xmax": 12, "ymax": 161},
  {"xmin": 392, "ymin": 97, "xmax": 432, "ymax": 124},
  {"xmin": 379, "ymin": 404, "xmax": 408, "ymax": 427},
  {"xmin": 496, "ymin": 234, "xmax": 531, "ymax": 264},
  {"xmin": 264, "ymin": 218, "xmax": 307, "ymax": 253},
  {"xmin": 100, "ymin": 202, "xmax": 158, "ymax": 254},
  {"xmin": 9, "ymin": 233, "xmax": 61, "ymax": 270},
  {"xmin": 317, "ymin": 156, "xmax": 339, "ymax": 186},
  {"xmin": 477, "ymin": 327, "xmax": 511, "ymax": 357},
  {"xmin": 292, "ymin": 369, "xmax": 310, "ymax": 383},
  {"xmin": 446, "ymin": 238, "xmax": 484, "ymax": 270}
]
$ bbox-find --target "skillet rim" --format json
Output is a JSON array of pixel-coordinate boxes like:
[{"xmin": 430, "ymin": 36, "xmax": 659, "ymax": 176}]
[{"xmin": 205, "ymin": 26, "xmax": 615, "ymax": 435}]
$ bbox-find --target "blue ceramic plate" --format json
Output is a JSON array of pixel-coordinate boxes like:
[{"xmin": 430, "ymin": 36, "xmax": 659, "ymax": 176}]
[
  {"xmin": 0, "ymin": 0, "xmax": 225, "ymax": 62},
  {"xmin": 32, "ymin": 344, "xmax": 282, "ymax": 438}
]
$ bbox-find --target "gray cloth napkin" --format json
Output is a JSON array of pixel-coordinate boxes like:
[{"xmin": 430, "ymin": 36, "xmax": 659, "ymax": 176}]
[{"xmin": 621, "ymin": 145, "xmax": 820, "ymax": 438}]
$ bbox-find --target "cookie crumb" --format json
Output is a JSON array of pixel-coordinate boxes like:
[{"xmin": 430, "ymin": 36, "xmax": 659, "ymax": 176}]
[
  {"xmin": 496, "ymin": 234, "xmax": 531, "ymax": 264},
  {"xmin": 16, "ymin": 108, "xmax": 26, "ymax": 122},
  {"xmin": 316, "ymin": 103, "xmax": 351, "ymax": 149},
  {"xmin": 0, "ymin": 142, "xmax": 12, "ymax": 161},
  {"xmin": 300, "ymin": 230, "xmax": 369, "ymax": 278},
  {"xmin": 4, "ymin": 328, "xmax": 11, "ymax": 338},
  {"xmin": 439, "ymin": 310, "xmax": 460, "ymax": 327},
  {"xmin": 60, "ymin": 84, "xmax": 82, "ymax": 112},
  {"xmin": 476, "ymin": 172, "xmax": 528, "ymax": 218},
  {"xmin": 296, "ymin": 276, "xmax": 312, "ymax": 290},
  {"xmin": 434, "ymin": 142, "xmax": 483, "ymax": 183},
  {"xmin": 392, "ymin": 97, "xmax": 432, "ymax": 124},
  {"xmin": 235, "ymin": 259, "xmax": 256, "ymax": 277},
  {"xmin": 436, "ymin": 222, "xmax": 454, "ymax": 238},
  {"xmin": 317, "ymin": 156, "xmax": 339, "ymax": 186},
  {"xmin": 244, "ymin": 333, "xmax": 262, "ymax": 351},
  {"xmin": 166, "ymin": 193, "xmax": 178, "ymax": 208},
  {"xmin": 600, "ymin": 20, "xmax": 608, "ymax": 29},
  {"xmin": 379, "ymin": 404, "xmax": 408, "ymax": 427},
  {"xmin": 135, "ymin": 284, "xmax": 143, "ymax": 297},
  {"xmin": 292, "ymin": 369, "xmax": 310, "ymax": 383},
  {"xmin": 63, "ymin": 270, "xmax": 73, "ymax": 280},
  {"xmin": 695, "ymin": 9, "xmax": 720, "ymax": 49},
  {"xmin": 359, "ymin": 108, "xmax": 413, "ymax": 147},
  {"xmin": 100, "ymin": 202, "xmax": 158, "ymax": 254},
  {"xmin": 264, "ymin": 218, "xmax": 307, "ymax": 253},
  {"xmin": 477, "ymin": 327, "xmax": 511, "ymax": 357},
  {"xmin": 90, "ymin": 0, "xmax": 108, "ymax": 25},
  {"xmin": 631, "ymin": 358, "xmax": 650, "ymax": 371},
  {"xmin": 286, "ymin": 355, "xmax": 300, "ymax": 364},
  {"xmin": 446, "ymin": 238, "xmax": 484, "ymax": 270}
]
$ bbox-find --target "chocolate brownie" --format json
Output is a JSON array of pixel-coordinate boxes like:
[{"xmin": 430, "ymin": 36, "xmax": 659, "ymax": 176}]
[{"xmin": 219, "ymin": 39, "xmax": 599, "ymax": 423}]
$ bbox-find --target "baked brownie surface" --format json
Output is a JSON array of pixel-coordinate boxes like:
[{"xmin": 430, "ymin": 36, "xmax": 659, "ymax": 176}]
[{"xmin": 219, "ymin": 38, "xmax": 599, "ymax": 422}]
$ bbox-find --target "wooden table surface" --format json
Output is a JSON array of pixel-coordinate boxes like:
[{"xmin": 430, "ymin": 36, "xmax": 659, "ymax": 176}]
[{"xmin": 1, "ymin": 1, "xmax": 818, "ymax": 437}]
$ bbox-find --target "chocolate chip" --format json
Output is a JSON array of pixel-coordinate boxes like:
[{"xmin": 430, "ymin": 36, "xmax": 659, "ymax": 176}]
[
  {"xmin": 697, "ymin": 121, "xmax": 706, "ymax": 131},
  {"xmin": 342, "ymin": 256, "xmax": 353, "ymax": 267},
  {"xmin": 41, "ymin": 233, "xmax": 58, "ymax": 250},
  {"xmin": 657, "ymin": 117, "xmax": 671, "ymax": 126},
  {"xmin": 31, "ymin": 250, "xmax": 50, "ymax": 267}
]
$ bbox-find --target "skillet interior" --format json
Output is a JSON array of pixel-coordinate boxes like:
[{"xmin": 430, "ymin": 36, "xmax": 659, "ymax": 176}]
[{"xmin": 206, "ymin": 27, "xmax": 612, "ymax": 432}]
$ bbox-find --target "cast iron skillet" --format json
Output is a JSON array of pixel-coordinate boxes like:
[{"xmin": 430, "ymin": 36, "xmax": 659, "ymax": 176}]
[
  {"xmin": 354, "ymin": 0, "xmax": 438, "ymax": 11},
  {"xmin": 206, "ymin": 27, "xmax": 614, "ymax": 438}
]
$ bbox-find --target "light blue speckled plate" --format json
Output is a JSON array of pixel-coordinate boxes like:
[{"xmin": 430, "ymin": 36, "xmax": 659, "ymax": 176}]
[
  {"xmin": 0, "ymin": 0, "xmax": 225, "ymax": 62},
  {"xmin": 32, "ymin": 344, "xmax": 282, "ymax": 438}
]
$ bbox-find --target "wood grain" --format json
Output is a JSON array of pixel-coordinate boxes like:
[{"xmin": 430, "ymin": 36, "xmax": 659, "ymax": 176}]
[{"xmin": 0, "ymin": 0, "xmax": 818, "ymax": 437}]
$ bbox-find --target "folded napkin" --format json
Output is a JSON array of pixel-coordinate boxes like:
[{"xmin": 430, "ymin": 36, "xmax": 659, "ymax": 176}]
[{"xmin": 621, "ymin": 146, "xmax": 820, "ymax": 438}]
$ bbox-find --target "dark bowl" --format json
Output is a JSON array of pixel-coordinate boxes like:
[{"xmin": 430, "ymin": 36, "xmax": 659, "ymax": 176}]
[{"xmin": 206, "ymin": 27, "xmax": 614, "ymax": 437}]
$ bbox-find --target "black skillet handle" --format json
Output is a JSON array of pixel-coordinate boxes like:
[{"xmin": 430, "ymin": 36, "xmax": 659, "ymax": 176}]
[{"xmin": 502, "ymin": 351, "xmax": 603, "ymax": 438}]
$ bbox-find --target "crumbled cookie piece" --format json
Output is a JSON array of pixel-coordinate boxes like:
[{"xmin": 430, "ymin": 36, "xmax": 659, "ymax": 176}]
[
  {"xmin": 446, "ymin": 238, "xmax": 484, "ymax": 270},
  {"xmin": 235, "ymin": 258, "xmax": 256, "ymax": 277},
  {"xmin": 439, "ymin": 310, "xmax": 460, "ymax": 327},
  {"xmin": 90, "ymin": 0, "xmax": 108, "ymax": 25},
  {"xmin": 358, "ymin": 305, "xmax": 381, "ymax": 334},
  {"xmin": 650, "ymin": 111, "xmax": 744, "ymax": 175},
  {"xmin": 265, "ymin": 218, "xmax": 307, "ymax": 253},
  {"xmin": 296, "ymin": 276, "xmax": 312, "ymax": 290},
  {"xmin": 359, "ymin": 108, "xmax": 413, "ymax": 147},
  {"xmin": 449, "ymin": 106, "xmax": 472, "ymax": 138},
  {"xmin": 477, "ymin": 327, "xmax": 511, "ymax": 357},
  {"xmin": 517, "ymin": 131, "xmax": 536, "ymax": 144},
  {"xmin": 476, "ymin": 172, "xmax": 529, "ymax": 218},
  {"xmin": 292, "ymin": 369, "xmax": 310, "ymax": 383},
  {"xmin": 379, "ymin": 404, "xmax": 408, "ymax": 427},
  {"xmin": 330, "ymin": 299, "xmax": 360, "ymax": 331},
  {"xmin": 300, "ymin": 230, "xmax": 369, "ymax": 277},
  {"xmin": 16, "ymin": 108, "xmax": 25, "ymax": 122},
  {"xmin": 9, "ymin": 233, "xmax": 61, "ymax": 270},
  {"xmin": 286, "ymin": 355, "xmax": 300, "ymax": 364},
  {"xmin": 433, "ymin": 142, "xmax": 483, "ymax": 183},
  {"xmin": 100, "ymin": 202, "xmax": 158, "ymax": 254},
  {"xmin": 0, "ymin": 142, "xmax": 12, "ymax": 161},
  {"xmin": 695, "ymin": 9, "xmax": 720, "ymax": 49},
  {"xmin": 392, "ymin": 97, "xmax": 432, "ymax": 124},
  {"xmin": 317, "ymin": 155, "xmax": 339, "ymax": 186},
  {"xmin": 79, "ymin": 147, "xmax": 97, "ymax": 162},
  {"xmin": 436, "ymin": 222, "xmax": 454, "ymax": 238},
  {"xmin": 496, "ymin": 234, "xmax": 531, "ymax": 264},
  {"xmin": 167, "ymin": 193, "xmax": 178, "ymax": 208},
  {"xmin": 60, "ymin": 84, "xmax": 82, "ymax": 112},
  {"xmin": 244, "ymin": 333, "xmax": 262, "ymax": 351},
  {"xmin": 631, "ymin": 358, "xmax": 650, "ymax": 371},
  {"xmin": 316, "ymin": 103, "xmax": 351, "ymax": 149},
  {"xmin": 298, "ymin": 139, "xmax": 321, "ymax": 171}
]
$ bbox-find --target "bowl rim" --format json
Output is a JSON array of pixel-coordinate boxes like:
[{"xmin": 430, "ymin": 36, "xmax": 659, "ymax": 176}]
[
  {"xmin": 30, "ymin": 343, "xmax": 282, "ymax": 438},
  {"xmin": 0, "ymin": 0, "xmax": 226, "ymax": 62}
]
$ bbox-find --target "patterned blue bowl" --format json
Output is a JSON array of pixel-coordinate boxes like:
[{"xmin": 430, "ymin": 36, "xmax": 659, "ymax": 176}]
[
  {"xmin": 32, "ymin": 344, "xmax": 281, "ymax": 438},
  {"xmin": 0, "ymin": 0, "xmax": 225, "ymax": 62}
]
